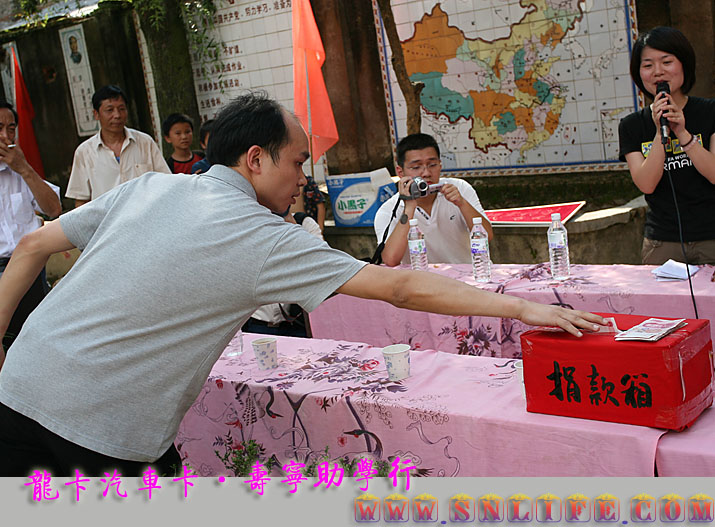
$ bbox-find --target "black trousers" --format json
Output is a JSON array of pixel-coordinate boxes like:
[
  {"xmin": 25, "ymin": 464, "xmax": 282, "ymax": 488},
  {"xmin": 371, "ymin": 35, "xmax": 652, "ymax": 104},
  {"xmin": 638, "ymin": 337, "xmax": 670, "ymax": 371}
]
[
  {"xmin": 0, "ymin": 402, "xmax": 182, "ymax": 477},
  {"xmin": 1, "ymin": 259, "xmax": 49, "ymax": 353},
  {"xmin": 242, "ymin": 316, "xmax": 308, "ymax": 337}
]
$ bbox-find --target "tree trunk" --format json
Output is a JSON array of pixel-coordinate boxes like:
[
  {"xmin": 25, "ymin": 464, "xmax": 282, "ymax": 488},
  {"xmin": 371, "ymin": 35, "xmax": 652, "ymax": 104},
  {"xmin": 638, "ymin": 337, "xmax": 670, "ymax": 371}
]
[
  {"xmin": 134, "ymin": 0, "xmax": 201, "ymax": 148},
  {"xmin": 375, "ymin": 0, "xmax": 423, "ymax": 135}
]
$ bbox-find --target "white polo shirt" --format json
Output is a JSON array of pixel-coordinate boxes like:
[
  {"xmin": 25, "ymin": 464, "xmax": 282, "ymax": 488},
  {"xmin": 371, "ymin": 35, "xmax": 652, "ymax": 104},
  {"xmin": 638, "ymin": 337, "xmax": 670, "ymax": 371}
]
[
  {"xmin": 66, "ymin": 127, "xmax": 170, "ymax": 201},
  {"xmin": 0, "ymin": 162, "xmax": 60, "ymax": 258},
  {"xmin": 373, "ymin": 177, "xmax": 486, "ymax": 264}
]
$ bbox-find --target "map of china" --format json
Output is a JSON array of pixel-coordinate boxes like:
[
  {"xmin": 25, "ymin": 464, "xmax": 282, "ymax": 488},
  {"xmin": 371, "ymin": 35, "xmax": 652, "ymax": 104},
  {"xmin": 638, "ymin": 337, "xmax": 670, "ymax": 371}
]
[{"xmin": 402, "ymin": 1, "xmax": 584, "ymax": 156}]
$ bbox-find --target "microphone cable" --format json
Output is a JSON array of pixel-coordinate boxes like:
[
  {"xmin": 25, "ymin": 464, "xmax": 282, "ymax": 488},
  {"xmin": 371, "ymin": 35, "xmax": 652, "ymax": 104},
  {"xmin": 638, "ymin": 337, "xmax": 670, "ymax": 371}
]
[{"xmin": 662, "ymin": 138, "xmax": 699, "ymax": 318}]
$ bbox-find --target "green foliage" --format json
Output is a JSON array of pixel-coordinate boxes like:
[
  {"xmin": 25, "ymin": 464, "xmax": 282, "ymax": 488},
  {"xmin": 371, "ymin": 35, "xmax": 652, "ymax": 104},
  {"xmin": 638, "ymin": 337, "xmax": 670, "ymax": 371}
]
[
  {"xmin": 128, "ymin": 0, "xmax": 218, "ymax": 33},
  {"xmin": 18, "ymin": 0, "xmax": 42, "ymax": 14},
  {"xmin": 179, "ymin": 0, "xmax": 222, "ymax": 68},
  {"xmin": 16, "ymin": 0, "xmax": 83, "ymax": 16},
  {"xmin": 215, "ymin": 434, "xmax": 274, "ymax": 477},
  {"xmin": 216, "ymin": 438, "xmax": 394, "ymax": 479},
  {"xmin": 128, "ymin": 0, "xmax": 221, "ymax": 79},
  {"xmin": 128, "ymin": 0, "xmax": 166, "ymax": 30},
  {"xmin": 15, "ymin": 0, "xmax": 74, "ymax": 28},
  {"xmin": 299, "ymin": 445, "xmax": 391, "ymax": 478},
  {"xmin": 14, "ymin": 0, "xmax": 221, "ymax": 82},
  {"xmin": 301, "ymin": 445, "xmax": 332, "ymax": 477}
]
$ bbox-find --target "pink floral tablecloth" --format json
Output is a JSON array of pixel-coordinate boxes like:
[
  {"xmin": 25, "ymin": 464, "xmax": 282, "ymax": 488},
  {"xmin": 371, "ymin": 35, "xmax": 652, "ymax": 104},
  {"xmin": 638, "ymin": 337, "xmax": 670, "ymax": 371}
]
[
  {"xmin": 176, "ymin": 333, "xmax": 669, "ymax": 477},
  {"xmin": 309, "ymin": 263, "xmax": 715, "ymax": 358}
]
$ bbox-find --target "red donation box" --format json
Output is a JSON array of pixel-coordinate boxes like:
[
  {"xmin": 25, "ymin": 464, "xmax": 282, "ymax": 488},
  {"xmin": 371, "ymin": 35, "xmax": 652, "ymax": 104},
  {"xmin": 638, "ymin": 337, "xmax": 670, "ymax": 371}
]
[{"xmin": 520, "ymin": 313, "xmax": 714, "ymax": 430}]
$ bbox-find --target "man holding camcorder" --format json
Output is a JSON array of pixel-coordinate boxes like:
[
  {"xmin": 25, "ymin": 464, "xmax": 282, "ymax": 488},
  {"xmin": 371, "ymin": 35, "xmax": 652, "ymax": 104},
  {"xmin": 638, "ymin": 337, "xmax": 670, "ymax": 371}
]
[{"xmin": 373, "ymin": 133, "xmax": 493, "ymax": 266}]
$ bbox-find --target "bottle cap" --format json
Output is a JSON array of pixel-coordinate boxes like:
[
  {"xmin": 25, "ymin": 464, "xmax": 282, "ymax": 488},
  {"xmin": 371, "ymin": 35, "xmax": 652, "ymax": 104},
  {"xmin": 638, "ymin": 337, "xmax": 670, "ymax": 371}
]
[
  {"xmin": 551, "ymin": 213, "xmax": 561, "ymax": 221},
  {"xmin": 472, "ymin": 217, "xmax": 482, "ymax": 225},
  {"xmin": 409, "ymin": 218, "xmax": 418, "ymax": 226}
]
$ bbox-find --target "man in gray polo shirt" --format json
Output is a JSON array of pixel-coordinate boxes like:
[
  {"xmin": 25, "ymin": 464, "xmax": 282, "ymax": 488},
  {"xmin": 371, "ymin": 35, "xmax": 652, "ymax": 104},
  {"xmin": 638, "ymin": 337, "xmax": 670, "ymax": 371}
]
[{"xmin": 0, "ymin": 93, "xmax": 603, "ymax": 476}]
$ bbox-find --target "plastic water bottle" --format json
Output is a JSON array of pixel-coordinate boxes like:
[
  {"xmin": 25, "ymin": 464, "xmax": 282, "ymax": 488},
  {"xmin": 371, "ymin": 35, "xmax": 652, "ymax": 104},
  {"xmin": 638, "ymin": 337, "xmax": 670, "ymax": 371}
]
[
  {"xmin": 548, "ymin": 213, "xmax": 570, "ymax": 280},
  {"xmin": 470, "ymin": 217, "xmax": 491, "ymax": 282},
  {"xmin": 407, "ymin": 219, "xmax": 428, "ymax": 271}
]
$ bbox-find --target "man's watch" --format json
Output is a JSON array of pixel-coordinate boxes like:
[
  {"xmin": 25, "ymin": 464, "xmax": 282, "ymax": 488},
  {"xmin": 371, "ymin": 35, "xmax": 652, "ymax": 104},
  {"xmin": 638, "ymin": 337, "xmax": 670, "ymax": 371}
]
[{"xmin": 399, "ymin": 213, "xmax": 409, "ymax": 224}]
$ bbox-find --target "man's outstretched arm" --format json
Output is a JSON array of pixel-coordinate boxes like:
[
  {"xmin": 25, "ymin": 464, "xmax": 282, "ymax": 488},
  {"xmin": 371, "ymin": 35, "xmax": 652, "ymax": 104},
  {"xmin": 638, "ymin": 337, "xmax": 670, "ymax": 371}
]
[
  {"xmin": 0, "ymin": 220, "xmax": 75, "ymax": 369},
  {"xmin": 336, "ymin": 264, "xmax": 604, "ymax": 337}
]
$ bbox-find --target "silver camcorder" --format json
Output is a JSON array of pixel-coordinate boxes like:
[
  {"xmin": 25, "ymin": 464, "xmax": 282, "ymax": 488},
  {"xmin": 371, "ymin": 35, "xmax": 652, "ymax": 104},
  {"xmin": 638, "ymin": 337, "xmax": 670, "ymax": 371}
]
[{"xmin": 407, "ymin": 176, "xmax": 444, "ymax": 199}]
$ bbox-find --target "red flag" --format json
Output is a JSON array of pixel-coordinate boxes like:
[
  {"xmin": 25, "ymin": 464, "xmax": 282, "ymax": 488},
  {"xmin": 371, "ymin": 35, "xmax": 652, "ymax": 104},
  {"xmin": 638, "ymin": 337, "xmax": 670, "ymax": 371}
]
[
  {"xmin": 12, "ymin": 47, "xmax": 45, "ymax": 179},
  {"xmin": 292, "ymin": 0, "xmax": 338, "ymax": 161}
]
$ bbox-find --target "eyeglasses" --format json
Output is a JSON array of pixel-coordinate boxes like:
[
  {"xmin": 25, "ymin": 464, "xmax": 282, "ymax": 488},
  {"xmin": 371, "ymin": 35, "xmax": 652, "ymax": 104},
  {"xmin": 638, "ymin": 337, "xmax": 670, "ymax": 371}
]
[{"xmin": 404, "ymin": 161, "xmax": 441, "ymax": 174}]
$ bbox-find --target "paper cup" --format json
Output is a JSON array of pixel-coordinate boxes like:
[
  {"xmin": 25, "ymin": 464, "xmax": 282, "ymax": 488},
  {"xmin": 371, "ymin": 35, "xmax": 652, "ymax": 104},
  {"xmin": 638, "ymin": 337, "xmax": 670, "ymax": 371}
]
[
  {"xmin": 382, "ymin": 344, "xmax": 411, "ymax": 381},
  {"xmin": 251, "ymin": 337, "xmax": 278, "ymax": 370},
  {"xmin": 514, "ymin": 360, "xmax": 525, "ymax": 399}
]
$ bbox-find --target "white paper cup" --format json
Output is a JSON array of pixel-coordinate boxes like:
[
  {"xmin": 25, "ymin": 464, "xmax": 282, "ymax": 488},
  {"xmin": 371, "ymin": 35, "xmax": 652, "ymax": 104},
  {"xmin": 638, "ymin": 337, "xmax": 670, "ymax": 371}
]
[
  {"xmin": 382, "ymin": 344, "xmax": 411, "ymax": 381},
  {"xmin": 251, "ymin": 337, "xmax": 278, "ymax": 370},
  {"xmin": 514, "ymin": 360, "xmax": 525, "ymax": 399}
]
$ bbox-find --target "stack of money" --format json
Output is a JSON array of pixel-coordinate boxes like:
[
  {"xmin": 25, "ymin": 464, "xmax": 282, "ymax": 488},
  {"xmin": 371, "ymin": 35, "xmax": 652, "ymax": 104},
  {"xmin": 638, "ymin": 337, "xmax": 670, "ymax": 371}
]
[{"xmin": 615, "ymin": 318, "xmax": 687, "ymax": 342}]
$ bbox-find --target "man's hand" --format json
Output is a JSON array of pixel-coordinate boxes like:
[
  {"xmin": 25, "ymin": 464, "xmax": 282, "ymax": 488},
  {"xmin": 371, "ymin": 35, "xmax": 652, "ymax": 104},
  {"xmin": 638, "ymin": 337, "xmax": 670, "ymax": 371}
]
[
  {"xmin": 396, "ymin": 176, "xmax": 418, "ymax": 215},
  {"xmin": 440, "ymin": 183, "xmax": 464, "ymax": 207},
  {"xmin": 0, "ymin": 140, "xmax": 31, "ymax": 175},
  {"xmin": 0, "ymin": 140, "xmax": 62, "ymax": 218},
  {"xmin": 397, "ymin": 176, "xmax": 418, "ymax": 212},
  {"xmin": 440, "ymin": 182, "xmax": 493, "ymax": 239},
  {"xmin": 517, "ymin": 301, "xmax": 604, "ymax": 337}
]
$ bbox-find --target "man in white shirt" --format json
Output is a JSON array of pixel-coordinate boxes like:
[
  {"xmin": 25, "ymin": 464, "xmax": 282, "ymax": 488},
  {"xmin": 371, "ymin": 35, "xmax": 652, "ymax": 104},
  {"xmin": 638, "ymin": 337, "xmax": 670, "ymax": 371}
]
[
  {"xmin": 244, "ymin": 210, "xmax": 323, "ymax": 337},
  {"xmin": 65, "ymin": 85, "xmax": 170, "ymax": 207},
  {"xmin": 373, "ymin": 133, "xmax": 493, "ymax": 265},
  {"xmin": 0, "ymin": 102, "xmax": 61, "ymax": 351}
]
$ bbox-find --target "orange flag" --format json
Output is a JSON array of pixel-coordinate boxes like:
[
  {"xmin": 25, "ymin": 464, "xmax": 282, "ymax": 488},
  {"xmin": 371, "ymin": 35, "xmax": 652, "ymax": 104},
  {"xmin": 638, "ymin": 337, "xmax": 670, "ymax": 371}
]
[
  {"xmin": 12, "ymin": 47, "xmax": 45, "ymax": 179},
  {"xmin": 292, "ymin": 0, "xmax": 338, "ymax": 161}
]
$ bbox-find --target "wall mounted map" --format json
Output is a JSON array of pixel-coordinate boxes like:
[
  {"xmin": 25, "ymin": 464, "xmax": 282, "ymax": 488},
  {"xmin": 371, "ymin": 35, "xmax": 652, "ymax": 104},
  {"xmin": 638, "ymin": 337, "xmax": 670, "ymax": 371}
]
[{"xmin": 373, "ymin": 0, "xmax": 640, "ymax": 175}]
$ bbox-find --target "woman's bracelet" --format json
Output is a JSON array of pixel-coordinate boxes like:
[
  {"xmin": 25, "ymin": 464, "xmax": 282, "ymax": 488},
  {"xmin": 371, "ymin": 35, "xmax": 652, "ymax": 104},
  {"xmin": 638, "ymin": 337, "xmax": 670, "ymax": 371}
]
[{"xmin": 681, "ymin": 133, "xmax": 697, "ymax": 152}]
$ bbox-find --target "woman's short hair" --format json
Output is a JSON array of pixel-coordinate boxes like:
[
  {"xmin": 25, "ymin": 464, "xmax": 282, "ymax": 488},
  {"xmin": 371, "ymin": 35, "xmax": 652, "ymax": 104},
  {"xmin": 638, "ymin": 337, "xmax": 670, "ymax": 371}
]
[{"xmin": 629, "ymin": 26, "xmax": 696, "ymax": 97}]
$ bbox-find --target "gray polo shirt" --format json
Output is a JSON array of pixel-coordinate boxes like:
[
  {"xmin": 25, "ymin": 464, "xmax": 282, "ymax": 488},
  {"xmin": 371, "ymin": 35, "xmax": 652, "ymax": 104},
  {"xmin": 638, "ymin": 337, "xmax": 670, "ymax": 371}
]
[{"xmin": 0, "ymin": 165, "xmax": 366, "ymax": 462}]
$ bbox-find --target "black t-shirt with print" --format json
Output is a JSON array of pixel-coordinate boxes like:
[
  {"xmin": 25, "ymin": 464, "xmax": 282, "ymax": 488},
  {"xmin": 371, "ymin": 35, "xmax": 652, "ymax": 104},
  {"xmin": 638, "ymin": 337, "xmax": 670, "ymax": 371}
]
[{"xmin": 619, "ymin": 96, "xmax": 715, "ymax": 242}]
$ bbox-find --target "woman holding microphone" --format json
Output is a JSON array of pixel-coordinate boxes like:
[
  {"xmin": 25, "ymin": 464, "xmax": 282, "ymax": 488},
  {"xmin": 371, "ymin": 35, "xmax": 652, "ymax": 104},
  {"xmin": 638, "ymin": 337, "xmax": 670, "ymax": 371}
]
[{"xmin": 619, "ymin": 26, "xmax": 715, "ymax": 265}]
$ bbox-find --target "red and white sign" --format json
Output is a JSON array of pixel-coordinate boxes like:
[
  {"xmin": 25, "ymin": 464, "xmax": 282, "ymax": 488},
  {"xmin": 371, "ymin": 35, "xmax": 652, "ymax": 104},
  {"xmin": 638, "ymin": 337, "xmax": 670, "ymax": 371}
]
[{"xmin": 485, "ymin": 201, "xmax": 586, "ymax": 226}]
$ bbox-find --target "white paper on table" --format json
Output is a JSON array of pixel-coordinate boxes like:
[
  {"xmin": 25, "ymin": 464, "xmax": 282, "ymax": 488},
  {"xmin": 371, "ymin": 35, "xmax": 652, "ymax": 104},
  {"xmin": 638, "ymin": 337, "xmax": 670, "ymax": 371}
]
[{"xmin": 652, "ymin": 259, "xmax": 701, "ymax": 280}]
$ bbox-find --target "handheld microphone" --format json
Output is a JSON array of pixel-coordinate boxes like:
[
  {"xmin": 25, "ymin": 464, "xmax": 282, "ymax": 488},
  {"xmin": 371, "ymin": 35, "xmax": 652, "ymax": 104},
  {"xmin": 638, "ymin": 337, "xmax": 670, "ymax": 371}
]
[{"xmin": 656, "ymin": 81, "xmax": 670, "ymax": 145}]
